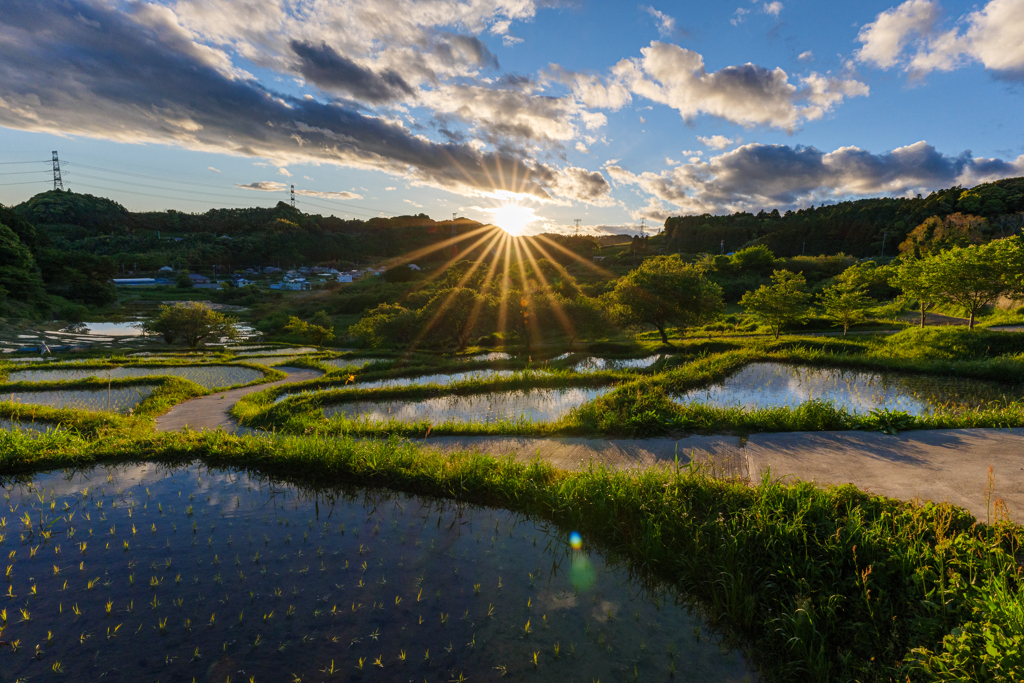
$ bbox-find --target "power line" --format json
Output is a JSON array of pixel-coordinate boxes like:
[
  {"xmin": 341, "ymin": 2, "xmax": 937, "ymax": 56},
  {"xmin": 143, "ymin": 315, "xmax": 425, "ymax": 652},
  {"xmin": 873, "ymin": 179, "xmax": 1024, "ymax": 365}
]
[
  {"xmin": 0, "ymin": 160, "xmax": 50, "ymax": 165},
  {"xmin": 68, "ymin": 180, "xmax": 281, "ymax": 208},
  {"xmin": 292, "ymin": 197, "xmax": 381, "ymax": 219},
  {"xmin": 0, "ymin": 180, "xmax": 51, "ymax": 187},
  {"xmin": 70, "ymin": 171, "xmax": 286, "ymax": 203},
  {"xmin": 0, "ymin": 170, "xmax": 50, "ymax": 176}
]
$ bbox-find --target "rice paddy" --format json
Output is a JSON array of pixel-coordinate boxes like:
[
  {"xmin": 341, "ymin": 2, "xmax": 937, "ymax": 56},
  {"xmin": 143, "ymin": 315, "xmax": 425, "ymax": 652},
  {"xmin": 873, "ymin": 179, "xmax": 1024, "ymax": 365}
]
[
  {"xmin": 2, "ymin": 386, "xmax": 156, "ymax": 414},
  {"xmin": 322, "ymin": 386, "xmax": 612, "ymax": 424},
  {"xmin": 6, "ymin": 365, "xmax": 265, "ymax": 390},
  {"xmin": 0, "ymin": 464, "xmax": 755, "ymax": 682},
  {"xmin": 321, "ymin": 357, "xmax": 379, "ymax": 370},
  {"xmin": 570, "ymin": 355, "xmax": 667, "ymax": 372},
  {"xmin": 675, "ymin": 362, "xmax": 1024, "ymax": 416},
  {"xmin": 235, "ymin": 348, "xmax": 317, "ymax": 357}
]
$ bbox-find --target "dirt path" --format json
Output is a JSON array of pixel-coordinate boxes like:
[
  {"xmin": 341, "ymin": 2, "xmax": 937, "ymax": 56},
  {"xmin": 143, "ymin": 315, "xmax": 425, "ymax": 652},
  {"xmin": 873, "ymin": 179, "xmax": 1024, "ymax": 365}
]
[
  {"xmin": 420, "ymin": 429, "xmax": 1024, "ymax": 522},
  {"xmin": 154, "ymin": 366, "xmax": 321, "ymax": 433}
]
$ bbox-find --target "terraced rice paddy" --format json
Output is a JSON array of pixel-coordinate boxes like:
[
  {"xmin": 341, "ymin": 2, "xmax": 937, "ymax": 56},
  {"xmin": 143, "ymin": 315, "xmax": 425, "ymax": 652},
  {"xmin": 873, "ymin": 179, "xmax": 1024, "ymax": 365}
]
[
  {"xmin": 675, "ymin": 362, "xmax": 1024, "ymax": 415},
  {"xmin": 245, "ymin": 356, "xmax": 302, "ymax": 367},
  {"xmin": 322, "ymin": 387, "xmax": 612, "ymax": 424},
  {"xmin": 274, "ymin": 370, "xmax": 520, "ymax": 404},
  {"xmin": 322, "ymin": 358, "xmax": 378, "ymax": 370},
  {"xmin": 0, "ymin": 465, "xmax": 754, "ymax": 682},
  {"xmin": 571, "ymin": 355, "xmax": 666, "ymax": 372},
  {"xmin": 2, "ymin": 386, "xmax": 156, "ymax": 414},
  {"xmin": 6, "ymin": 365, "xmax": 264, "ymax": 390},
  {"xmin": 235, "ymin": 348, "xmax": 317, "ymax": 357}
]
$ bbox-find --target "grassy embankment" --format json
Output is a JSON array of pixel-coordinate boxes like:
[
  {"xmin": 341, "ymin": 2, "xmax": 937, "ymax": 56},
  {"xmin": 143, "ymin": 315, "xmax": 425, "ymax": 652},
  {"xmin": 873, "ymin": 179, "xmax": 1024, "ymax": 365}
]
[
  {"xmin": 0, "ymin": 360, "xmax": 286, "ymax": 433},
  {"xmin": 234, "ymin": 328, "xmax": 1024, "ymax": 438},
  {"xmin": 0, "ymin": 427, "xmax": 1019, "ymax": 682}
]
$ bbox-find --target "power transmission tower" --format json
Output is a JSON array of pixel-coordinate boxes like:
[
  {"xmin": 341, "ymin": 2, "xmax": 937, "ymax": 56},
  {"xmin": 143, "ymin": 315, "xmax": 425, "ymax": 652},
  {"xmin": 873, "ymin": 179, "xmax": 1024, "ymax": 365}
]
[
  {"xmin": 290, "ymin": 184, "xmax": 295, "ymax": 208},
  {"xmin": 574, "ymin": 219, "xmax": 581, "ymax": 236},
  {"xmin": 451, "ymin": 213, "xmax": 458, "ymax": 257},
  {"xmin": 640, "ymin": 217, "xmax": 646, "ymax": 235},
  {"xmin": 52, "ymin": 151, "xmax": 63, "ymax": 191}
]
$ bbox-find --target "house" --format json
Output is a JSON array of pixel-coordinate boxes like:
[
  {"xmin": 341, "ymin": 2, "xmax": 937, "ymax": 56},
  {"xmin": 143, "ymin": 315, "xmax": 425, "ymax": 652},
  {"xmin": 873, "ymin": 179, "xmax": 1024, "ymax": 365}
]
[
  {"xmin": 269, "ymin": 281, "xmax": 312, "ymax": 291},
  {"xmin": 158, "ymin": 266, "xmax": 174, "ymax": 272},
  {"xmin": 233, "ymin": 278, "xmax": 253, "ymax": 287},
  {"xmin": 189, "ymin": 273, "xmax": 211, "ymax": 284},
  {"xmin": 592, "ymin": 256, "xmax": 607, "ymax": 262},
  {"xmin": 112, "ymin": 278, "xmax": 156, "ymax": 286},
  {"xmin": 408, "ymin": 264, "xmax": 422, "ymax": 271},
  {"xmin": 336, "ymin": 273, "xmax": 353, "ymax": 283}
]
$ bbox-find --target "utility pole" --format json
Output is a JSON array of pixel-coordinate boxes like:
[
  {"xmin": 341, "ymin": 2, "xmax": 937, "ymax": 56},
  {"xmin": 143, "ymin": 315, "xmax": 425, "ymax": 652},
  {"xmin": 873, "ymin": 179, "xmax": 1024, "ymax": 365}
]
[
  {"xmin": 51, "ymin": 151, "xmax": 63, "ymax": 191},
  {"xmin": 802, "ymin": 242, "xmax": 806, "ymax": 256},
  {"xmin": 720, "ymin": 239, "xmax": 724, "ymax": 255},
  {"xmin": 290, "ymin": 184, "xmax": 295, "ymax": 208},
  {"xmin": 880, "ymin": 231, "xmax": 887, "ymax": 258}
]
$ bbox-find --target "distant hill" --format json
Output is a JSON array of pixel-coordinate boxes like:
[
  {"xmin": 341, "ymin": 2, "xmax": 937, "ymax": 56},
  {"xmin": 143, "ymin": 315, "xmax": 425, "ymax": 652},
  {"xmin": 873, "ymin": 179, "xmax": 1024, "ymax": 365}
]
[
  {"xmin": 663, "ymin": 176, "xmax": 1024, "ymax": 258},
  {"xmin": 12, "ymin": 191, "xmax": 485, "ymax": 272}
]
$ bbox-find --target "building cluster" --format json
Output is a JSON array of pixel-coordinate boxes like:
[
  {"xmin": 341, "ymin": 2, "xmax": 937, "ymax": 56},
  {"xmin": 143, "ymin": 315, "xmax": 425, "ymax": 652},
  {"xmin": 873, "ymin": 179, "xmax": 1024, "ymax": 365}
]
[{"xmin": 111, "ymin": 264, "xmax": 394, "ymax": 290}]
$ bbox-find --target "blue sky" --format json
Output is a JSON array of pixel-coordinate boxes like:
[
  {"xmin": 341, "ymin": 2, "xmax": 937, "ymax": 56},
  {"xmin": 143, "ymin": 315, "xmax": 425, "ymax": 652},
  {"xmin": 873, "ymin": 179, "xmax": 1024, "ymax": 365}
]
[{"xmin": 0, "ymin": 0, "xmax": 1022, "ymax": 234}]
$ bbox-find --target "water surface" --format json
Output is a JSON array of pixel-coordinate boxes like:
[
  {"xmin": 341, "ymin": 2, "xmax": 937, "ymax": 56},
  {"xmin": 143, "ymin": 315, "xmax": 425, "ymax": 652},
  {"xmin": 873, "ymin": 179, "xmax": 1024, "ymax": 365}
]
[
  {"xmin": 323, "ymin": 386, "xmax": 611, "ymax": 424},
  {"xmin": 1, "ymin": 386, "xmax": 156, "ymax": 413},
  {"xmin": 677, "ymin": 362, "xmax": 1023, "ymax": 415},
  {"xmin": 0, "ymin": 465, "xmax": 754, "ymax": 682},
  {"xmin": 6, "ymin": 365, "xmax": 263, "ymax": 389}
]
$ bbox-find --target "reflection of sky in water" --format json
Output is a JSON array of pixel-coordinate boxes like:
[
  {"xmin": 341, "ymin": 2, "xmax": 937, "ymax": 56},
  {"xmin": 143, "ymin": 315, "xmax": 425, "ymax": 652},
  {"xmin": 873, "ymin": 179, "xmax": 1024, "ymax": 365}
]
[
  {"xmin": 0, "ymin": 418, "xmax": 59, "ymax": 435},
  {"xmin": 235, "ymin": 347, "xmax": 316, "ymax": 357},
  {"xmin": 572, "ymin": 355, "xmax": 665, "ymax": 372},
  {"xmin": 324, "ymin": 386, "xmax": 610, "ymax": 423},
  {"xmin": 0, "ymin": 465, "xmax": 754, "ymax": 682},
  {"xmin": 8, "ymin": 365, "xmax": 263, "ymax": 389},
  {"xmin": 276, "ymin": 370, "xmax": 517, "ymax": 404},
  {"xmin": 677, "ymin": 362, "xmax": 1021, "ymax": 415},
  {"xmin": 322, "ymin": 357, "xmax": 376, "ymax": 370},
  {"xmin": 2, "ymin": 386, "xmax": 156, "ymax": 413},
  {"xmin": 461, "ymin": 352, "xmax": 511, "ymax": 362}
]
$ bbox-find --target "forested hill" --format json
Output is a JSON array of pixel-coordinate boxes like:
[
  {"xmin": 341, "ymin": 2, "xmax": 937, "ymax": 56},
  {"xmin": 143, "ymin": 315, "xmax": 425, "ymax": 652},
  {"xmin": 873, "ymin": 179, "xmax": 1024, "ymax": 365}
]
[
  {"xmin": 11, "ymin": 191, "xmax": 483, "ymax": 271},
  {"xmin": 664, "ymin": 176, "xmax": 1024, "ymax": 257}
]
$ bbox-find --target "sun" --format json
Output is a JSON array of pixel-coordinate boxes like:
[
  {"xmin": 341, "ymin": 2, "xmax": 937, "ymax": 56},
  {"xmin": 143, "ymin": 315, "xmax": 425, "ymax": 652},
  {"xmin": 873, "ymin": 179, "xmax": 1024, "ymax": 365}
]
[{"xmin": 488, "ymin": 202, "xmax": 536, "ymax": 236}]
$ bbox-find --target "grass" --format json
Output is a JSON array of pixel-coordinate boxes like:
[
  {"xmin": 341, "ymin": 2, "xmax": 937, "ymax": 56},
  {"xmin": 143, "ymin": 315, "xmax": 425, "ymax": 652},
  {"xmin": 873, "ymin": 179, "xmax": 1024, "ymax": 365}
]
[{"xmin": 0, "ymin": 427, "xmax": 1019, "ymax": 681}]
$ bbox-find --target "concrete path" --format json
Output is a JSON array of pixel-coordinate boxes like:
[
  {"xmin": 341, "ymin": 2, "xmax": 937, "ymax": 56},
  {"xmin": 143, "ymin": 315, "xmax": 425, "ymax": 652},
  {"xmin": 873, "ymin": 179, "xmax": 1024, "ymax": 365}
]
[
  {"xmin": 421, "ymin": 429, "xmax": 1024, "ymax": 522},
  {"xmin": 154, "ymin": 366, "xmax": 321, "ymax": 433}
]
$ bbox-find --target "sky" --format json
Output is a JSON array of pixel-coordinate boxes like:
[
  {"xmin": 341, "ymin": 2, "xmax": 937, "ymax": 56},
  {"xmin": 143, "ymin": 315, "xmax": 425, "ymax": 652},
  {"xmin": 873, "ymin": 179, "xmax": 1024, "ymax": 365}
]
[{"xmin": 0, "ymin": 0, "xmax": 1022, "ymax": 235}]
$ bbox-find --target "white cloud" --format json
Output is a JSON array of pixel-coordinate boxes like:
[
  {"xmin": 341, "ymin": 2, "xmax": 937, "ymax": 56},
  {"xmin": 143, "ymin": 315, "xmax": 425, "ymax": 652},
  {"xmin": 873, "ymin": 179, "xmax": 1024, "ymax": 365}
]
[
  {"xmin": 296, "ymin": 189, "xmax": 364, "ymax": 200},
  {"xmin": 644, "ymin": 6, "xmax": 679, "ymax": 37},
  {"xmin": 278, "ymin": 167, "xmax": 292, "ymax": 177},
  {"xmin": 575, "ymin": 141, "xmax": 589, "ymax": 153},
  {"xmin": 856, "ymin": 0, "xmax": 939, "ymax": 69},
  {"xmin": 237, "ymin": 181, "xmax": 289, "ymax": 192},
  {"xmin": 611, "ymin": 41, "xmax": 868, "ymax": 130},
  {"xmin": 697, "ymin": 134, "xmax": 736, "ymax": 149},
  {"xmin": 665, "ymin": 157, "xmax": 680, "ymax": 165},
  {"xmin": 731, "ymin": 7, "xmax": 750, "ymax": 25},
  {"xmin": 762, "ymin": 2, "xmax": 783, "ymax": 17},
  {"xmin": 208, "ymin": 166, "xmax": 221, "ymax": 173},
  {"xmin": 798, "ymin": 50, "xmax": 814, "ymax": 62},
  {"xmin": 404, "ymin": 199, "xmax": 424, "ymax": 208},
  {"xmin": 384, "ymin": 186, "xmax": 397, "ymax": 191}
]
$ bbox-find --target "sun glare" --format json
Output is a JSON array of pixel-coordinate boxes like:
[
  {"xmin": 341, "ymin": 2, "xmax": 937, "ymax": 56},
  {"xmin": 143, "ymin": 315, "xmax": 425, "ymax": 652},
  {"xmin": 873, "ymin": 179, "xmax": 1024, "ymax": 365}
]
[{"xmin": 488, "ymin": 202, "xmax": 536, "ymax": 236}]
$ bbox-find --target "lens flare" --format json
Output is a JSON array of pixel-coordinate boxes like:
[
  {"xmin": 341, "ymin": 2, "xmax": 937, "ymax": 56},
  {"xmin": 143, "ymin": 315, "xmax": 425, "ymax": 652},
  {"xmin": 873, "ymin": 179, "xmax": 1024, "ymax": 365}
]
[
  {"xmin": 487, "ymin": 202, "xmax": 537, "ymax": 236},
  {"xmin": 569, "ymin": 531, "xmax": 582, "ymax": 550}
]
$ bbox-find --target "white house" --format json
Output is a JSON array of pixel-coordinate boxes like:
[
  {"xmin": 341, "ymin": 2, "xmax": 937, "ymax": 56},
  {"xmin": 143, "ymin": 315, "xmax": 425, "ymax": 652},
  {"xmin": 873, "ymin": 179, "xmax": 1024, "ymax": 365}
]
[{"xmin": 336, "ymin": 273, "xmax": 353, "ymax": 283}]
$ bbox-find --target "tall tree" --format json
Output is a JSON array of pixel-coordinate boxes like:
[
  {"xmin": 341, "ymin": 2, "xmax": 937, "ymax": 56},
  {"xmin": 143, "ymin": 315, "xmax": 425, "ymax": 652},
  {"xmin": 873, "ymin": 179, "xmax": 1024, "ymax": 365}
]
[
  {"xmin": 890, "ymin": 257, "xmax": 940, "ymax": 328},
  {"xmin": 142, "ymin": 302, "xmax": 238, "ymax": 348},
  {"xmin": 740, "ymin": 270, "xmax": 810, "ymax": 339},
  {"xmin": 818, "ymin": 281, "xmax": 873, "ymax": 335},
  {"xmin": 924, "ymin": 238, "xmax": 1024, "ymax": 330},
  {"xmin": 609, "ymin": 255, "xmax": 723, "ymax": 344}
]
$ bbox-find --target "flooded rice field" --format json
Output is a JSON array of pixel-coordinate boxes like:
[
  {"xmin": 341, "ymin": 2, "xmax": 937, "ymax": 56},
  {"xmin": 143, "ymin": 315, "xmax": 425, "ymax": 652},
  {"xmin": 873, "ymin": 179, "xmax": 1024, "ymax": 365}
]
[
  {"xmin": 676, "ymin": 362, "xmax": 1024, "ymax": 415},
  {"xmin": 322, "ymin": 357, "xmax": 378, "ymax": 370},
  {"xmin": 5, "ymin": 365, "xmax": 264, "ymax": 390},
  {"xmin": 1, "ymin": 386, "xmax": 156, "ymax": 414},
  {"xmin": 322, "ymin": 387, "xmax": 611, "ymax": 424},
  {"xmin": 0, "ymin": 465, "xmax": 754, "ymax": 682}
]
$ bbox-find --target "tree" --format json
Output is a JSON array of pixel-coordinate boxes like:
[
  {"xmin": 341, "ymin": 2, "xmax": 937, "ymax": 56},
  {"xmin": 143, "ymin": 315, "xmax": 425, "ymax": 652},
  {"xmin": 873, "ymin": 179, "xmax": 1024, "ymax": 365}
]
[
  {"xmin": 563, "ymin": 296, "xmax": 607, "ymax": 348},
  {"xmin": 898, "ymin": 213, "xmax": 987, "ymax": 257},
  {"xmin": 284, "ymin": 316, "xmax": 336, "ymax": 346},
  {"xmin": 924, "ymin": 238, "xmax": 1024, "ymax": 330},
  {"xmin": 818, "ymin": 281, "xmax": 873, "ymax": 335},
  {"xmin": 609, "ymin": 255, "xmax": 724, "ymax": 344},
  {"xmin": 175, "ymin": 270, "xmax": 193, "ymax": 289},
  {"xmin": 349, "ymin": 303, "xmax": 419, "ymax": 348},
  {"xmin": 419, "ymin": 287, "xmax": 492, "ymax": 351},
  {"xmin": 142, "ymin": 301, "xmax": 238, "ymax": 347},
  {"xmin": 740, "ymin": 269, "xmax": 810, "ymax": 339},
  {"xmin": 890, "ymin": 257, "xmax": 941, "ymax": 328}
]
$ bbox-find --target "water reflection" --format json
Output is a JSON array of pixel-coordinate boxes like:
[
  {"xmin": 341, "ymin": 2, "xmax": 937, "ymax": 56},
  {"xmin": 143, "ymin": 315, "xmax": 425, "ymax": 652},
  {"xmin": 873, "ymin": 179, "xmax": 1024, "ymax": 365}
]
[
  {"xmin": 676, "ymin": 362, "xmax": 1022, "ymax": 415},
  {"xmin": 0, "ymin": 464, "xmax": 756, "ymax": 682},
  {"xmin": 324, "ymin": 386, "xmax": 611, "ymax": 423}
]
